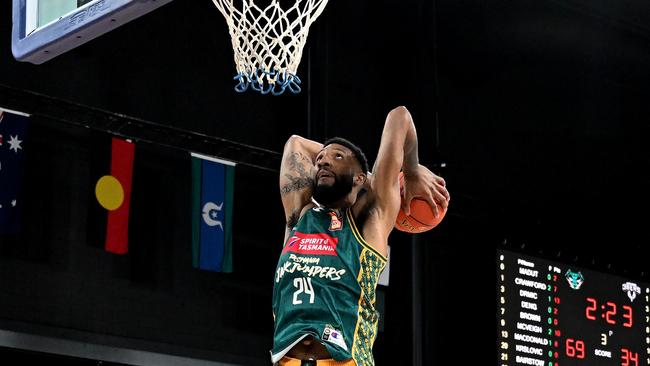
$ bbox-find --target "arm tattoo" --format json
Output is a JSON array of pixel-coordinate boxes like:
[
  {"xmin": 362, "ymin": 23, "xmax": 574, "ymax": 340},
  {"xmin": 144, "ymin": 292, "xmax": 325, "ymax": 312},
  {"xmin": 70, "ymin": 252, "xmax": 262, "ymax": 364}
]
[
  {"xmin": 281, "ymin": 175, "xmax": 314, "ymax": 195},
  {"xmin": 280, "ymin": 152, "xmax": 315, "ymax": 196}
]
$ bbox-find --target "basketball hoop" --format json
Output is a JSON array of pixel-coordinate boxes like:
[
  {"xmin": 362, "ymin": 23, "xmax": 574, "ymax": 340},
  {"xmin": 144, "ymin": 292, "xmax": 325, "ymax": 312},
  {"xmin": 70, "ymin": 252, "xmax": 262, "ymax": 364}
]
[{"xmin": 212, "ymin": 0, "xmax": 328, "ymax": 95}]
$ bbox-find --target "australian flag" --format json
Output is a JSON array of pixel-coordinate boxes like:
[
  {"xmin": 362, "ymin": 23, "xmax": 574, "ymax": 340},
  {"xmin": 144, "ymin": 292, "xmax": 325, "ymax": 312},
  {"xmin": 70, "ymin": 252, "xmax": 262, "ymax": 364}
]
[{"xmin": 0, "ymin": 109, "xmax": 29, "ymax": 234}]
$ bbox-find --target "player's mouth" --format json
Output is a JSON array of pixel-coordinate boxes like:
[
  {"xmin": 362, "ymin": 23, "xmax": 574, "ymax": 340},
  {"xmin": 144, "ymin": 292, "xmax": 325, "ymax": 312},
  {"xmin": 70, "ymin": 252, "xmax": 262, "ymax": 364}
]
[{"xmin": 317, "ymin": 169, "xmax": 335, "ymax": 182}]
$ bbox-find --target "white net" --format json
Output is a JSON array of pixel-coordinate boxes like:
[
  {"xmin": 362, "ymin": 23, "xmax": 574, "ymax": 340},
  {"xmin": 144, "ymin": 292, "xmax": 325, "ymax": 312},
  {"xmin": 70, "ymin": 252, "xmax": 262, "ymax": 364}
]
[{"xmin": 212, "ymin": 0, "xmax": 329, "ymax": 95}]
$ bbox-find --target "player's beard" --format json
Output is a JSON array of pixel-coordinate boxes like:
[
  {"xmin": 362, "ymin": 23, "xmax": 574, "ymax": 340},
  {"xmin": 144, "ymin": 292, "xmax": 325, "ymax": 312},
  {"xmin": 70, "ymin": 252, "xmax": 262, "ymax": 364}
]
[{"xmin": 313, "ymin": 172, "xmax": 354, "ymax": 206}]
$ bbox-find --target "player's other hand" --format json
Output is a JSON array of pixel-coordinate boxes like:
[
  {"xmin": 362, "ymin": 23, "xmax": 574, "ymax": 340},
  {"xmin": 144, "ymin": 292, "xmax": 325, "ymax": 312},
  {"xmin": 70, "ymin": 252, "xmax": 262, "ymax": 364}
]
[{"xmin": 402, "ymin": 164, "xmax": 449, "ymax": 217}]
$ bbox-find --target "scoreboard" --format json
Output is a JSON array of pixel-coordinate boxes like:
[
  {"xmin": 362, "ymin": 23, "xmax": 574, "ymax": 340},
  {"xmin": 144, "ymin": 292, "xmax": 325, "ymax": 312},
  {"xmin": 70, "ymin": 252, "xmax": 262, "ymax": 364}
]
[{"xmin": 497, "ymin": 249, "xmax": 649, "ymax": 366}]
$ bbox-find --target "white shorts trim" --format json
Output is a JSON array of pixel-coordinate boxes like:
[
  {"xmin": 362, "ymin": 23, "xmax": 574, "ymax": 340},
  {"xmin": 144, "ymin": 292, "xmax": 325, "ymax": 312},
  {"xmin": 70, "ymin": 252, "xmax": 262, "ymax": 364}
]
[{"xmin": 270, "ymin": 334, "xmax": 310, "ymax": 363}]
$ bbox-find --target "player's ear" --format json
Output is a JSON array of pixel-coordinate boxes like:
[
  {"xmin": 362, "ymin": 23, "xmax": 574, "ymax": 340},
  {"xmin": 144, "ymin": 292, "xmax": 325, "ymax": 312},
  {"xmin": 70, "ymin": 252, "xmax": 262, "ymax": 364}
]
[{"xmin": 354, "ymin": 171, "xmax": 367, "ymax": 187}]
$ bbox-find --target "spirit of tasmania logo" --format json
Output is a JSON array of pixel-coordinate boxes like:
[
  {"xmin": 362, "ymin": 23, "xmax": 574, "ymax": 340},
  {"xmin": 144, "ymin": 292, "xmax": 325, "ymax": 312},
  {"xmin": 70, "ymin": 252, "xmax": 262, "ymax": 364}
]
[{"xmin": 282, "ymin": 232, "xmax": 339, "ymax": 256}]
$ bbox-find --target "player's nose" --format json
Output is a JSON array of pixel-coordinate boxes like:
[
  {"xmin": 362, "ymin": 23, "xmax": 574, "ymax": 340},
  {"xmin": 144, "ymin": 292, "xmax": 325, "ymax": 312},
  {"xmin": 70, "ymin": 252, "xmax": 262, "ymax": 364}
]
[{"xmin": 317, "ymin": 154, "xmax": 332, "ymax": 168}]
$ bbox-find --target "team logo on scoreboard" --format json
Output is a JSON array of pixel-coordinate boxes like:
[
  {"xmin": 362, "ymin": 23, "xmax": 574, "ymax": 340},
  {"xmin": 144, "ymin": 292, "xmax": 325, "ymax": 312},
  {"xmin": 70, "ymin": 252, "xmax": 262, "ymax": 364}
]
[
  {"xmin": 622, "ymin": 282, "xmax": 641, "ymax": 302},
  {"xmin": 565, "ymin": 270, "xmax": 584, "ymax": 290}
]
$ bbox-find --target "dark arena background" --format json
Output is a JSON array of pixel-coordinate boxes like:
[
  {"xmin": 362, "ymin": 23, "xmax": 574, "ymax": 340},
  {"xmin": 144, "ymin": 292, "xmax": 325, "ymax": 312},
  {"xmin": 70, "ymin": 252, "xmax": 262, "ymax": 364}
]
[{"xmin": 1, "ymin": 0, "xmax": 650, "ymax": 365}]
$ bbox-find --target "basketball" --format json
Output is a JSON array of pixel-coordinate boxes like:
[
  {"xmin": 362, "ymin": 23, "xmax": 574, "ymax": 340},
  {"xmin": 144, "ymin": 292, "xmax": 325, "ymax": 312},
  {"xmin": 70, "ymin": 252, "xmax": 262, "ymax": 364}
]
[{"xmin": 395, "ymin": 172, "xmax": 447, "ymax": 233}]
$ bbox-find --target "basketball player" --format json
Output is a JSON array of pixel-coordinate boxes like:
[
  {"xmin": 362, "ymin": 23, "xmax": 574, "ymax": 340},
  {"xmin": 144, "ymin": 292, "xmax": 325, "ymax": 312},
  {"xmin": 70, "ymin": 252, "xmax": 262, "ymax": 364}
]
[{"xmin": 272, "ymin": 106, "xmax": 450, "ymax": 365}]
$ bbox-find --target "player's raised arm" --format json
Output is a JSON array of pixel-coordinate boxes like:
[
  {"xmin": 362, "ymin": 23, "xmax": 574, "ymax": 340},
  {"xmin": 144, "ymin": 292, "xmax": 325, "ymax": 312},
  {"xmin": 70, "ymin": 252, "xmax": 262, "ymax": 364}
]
[
  {"xmin": 371, "ymin": 107, "xmax": 450, "ymax": 233},
  {"xmin": 369, "ymin": 107, "xmax": 417, "ymax": 229},
  {"xmin": 279, "ymin": 135, "xmax": 323, "ymax": 230}
]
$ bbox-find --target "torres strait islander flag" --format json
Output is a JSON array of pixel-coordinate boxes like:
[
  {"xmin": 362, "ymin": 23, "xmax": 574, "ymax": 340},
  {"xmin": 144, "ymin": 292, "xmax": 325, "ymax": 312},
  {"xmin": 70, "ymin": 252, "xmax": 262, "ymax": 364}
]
[
  {"xmin": 191, "ymin": 152, "xmax": 235, "ymax": 272},
  {"xmin": 87, "ymin": 135, "xmax": 135, "ymax": 254}
]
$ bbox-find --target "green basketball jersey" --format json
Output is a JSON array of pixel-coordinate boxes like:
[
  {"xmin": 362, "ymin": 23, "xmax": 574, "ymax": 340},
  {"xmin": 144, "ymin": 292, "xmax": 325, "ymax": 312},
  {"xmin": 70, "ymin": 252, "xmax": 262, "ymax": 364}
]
[{"xmin": 271, "ymin": 205, "xmax": 387, "ymax": 366}]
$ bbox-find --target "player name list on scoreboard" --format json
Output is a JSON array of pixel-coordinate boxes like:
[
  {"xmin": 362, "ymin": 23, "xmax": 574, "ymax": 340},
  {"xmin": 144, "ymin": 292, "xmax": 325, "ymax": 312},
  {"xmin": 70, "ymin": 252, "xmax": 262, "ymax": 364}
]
[{"xmin": 497, "ymin": 249, "xmax": 650, "ymax": 366}]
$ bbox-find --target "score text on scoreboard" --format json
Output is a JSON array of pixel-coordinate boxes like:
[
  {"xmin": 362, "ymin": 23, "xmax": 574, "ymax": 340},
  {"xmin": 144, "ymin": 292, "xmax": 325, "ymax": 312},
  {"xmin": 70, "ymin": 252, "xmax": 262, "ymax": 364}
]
[{"xmin": 497, "ymin": 249, "xmax": 649, "ymax": 366}]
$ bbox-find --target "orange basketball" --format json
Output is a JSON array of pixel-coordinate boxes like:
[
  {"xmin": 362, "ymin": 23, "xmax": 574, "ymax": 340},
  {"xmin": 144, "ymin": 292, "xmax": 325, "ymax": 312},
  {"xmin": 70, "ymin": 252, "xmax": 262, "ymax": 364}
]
[{"xmin": 395, "ymin": 172, "xmax": 447, "ymax": 233}]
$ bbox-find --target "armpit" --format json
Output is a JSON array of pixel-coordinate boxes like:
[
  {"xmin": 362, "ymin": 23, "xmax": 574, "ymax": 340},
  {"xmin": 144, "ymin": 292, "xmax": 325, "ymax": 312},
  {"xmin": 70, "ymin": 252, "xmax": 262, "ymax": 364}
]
[{"xmin": 287, "ymin": 211, "xmax": 299, "ymax": 229}]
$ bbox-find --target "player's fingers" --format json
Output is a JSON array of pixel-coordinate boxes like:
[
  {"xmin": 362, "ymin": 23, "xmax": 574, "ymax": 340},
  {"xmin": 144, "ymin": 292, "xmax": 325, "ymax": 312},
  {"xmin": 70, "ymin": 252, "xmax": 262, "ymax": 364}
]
[
  {"xmin": 424, "ymin": 193, "xmax": 440, "ymax": 218},
  {"xmin": 432, "ymin": 188, "xmax": 449, "ymax": 210},
  {"xmin": 435, "ymin": 183, "xmax": 450, "ymax": 202}
]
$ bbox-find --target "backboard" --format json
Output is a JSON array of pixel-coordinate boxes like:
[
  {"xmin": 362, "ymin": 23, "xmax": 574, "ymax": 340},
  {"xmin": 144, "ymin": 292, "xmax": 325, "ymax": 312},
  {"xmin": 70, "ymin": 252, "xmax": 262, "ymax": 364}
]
[{"xmin": 12, "ymin": 0, "xmax": 174, "ymax": 64}]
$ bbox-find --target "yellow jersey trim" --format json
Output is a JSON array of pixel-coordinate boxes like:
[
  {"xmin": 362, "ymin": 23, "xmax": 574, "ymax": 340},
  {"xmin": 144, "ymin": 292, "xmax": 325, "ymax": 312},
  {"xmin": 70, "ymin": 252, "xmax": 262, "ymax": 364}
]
[{"xmin": 351, "ymin": 247, "xmax": 367, "ymax": 362}]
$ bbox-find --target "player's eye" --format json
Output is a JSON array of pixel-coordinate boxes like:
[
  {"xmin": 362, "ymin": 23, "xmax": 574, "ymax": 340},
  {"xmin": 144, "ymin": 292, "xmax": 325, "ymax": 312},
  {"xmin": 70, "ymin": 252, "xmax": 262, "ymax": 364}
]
[{"xmin": 335, "ymin": 154, "xmax": 343, "ymax": 159}]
